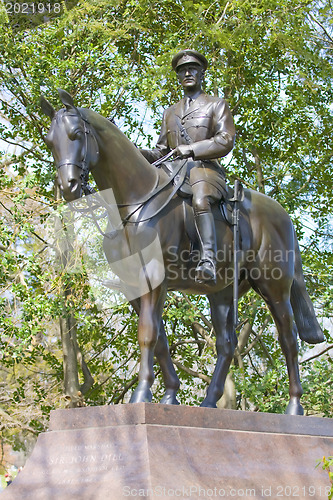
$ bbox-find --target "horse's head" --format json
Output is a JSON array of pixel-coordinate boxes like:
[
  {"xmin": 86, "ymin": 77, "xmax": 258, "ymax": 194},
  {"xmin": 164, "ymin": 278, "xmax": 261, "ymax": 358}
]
[{"xmin": 41, "ymin": 89, "xmax": 99, "ymax": 201}]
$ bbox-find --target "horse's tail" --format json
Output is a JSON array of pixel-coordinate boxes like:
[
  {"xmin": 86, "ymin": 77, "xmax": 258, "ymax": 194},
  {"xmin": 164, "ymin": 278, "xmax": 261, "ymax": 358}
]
[{"xmin": 291, "ymin": 234, "xmax": 324, "ymax": 344}]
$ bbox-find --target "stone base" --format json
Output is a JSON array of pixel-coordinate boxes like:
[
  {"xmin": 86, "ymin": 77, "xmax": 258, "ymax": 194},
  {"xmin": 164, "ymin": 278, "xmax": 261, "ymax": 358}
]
[{"xmin": 1, "ymin": 404, "xmax": 333, "ymax": 499}]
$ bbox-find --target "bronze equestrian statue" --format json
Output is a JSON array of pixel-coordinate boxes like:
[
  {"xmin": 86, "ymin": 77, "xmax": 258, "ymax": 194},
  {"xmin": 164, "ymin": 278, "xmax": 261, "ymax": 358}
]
[
  {"xmin": 41, "ymin": 51, "xmax": 324, "ymax": 415},
  {"xmin": 141, "ymin": 50, "xmax": 236, "ymax": 285}
]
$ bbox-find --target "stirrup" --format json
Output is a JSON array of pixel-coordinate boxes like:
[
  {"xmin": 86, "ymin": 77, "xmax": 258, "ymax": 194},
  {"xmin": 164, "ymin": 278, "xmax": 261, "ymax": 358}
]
[{"xmin": 195, "ymin": 259, "xmax": 216, "ymax": 284}]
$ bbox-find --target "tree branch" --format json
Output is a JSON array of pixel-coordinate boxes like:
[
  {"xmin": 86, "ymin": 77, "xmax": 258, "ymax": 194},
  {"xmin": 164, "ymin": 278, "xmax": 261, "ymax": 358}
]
[
  {"xmin": 172, "ymin": 358, "xmax": 211, "ymax": 384},
  {"xmin": 300, "ymin": 344, "xmax": 333, "ymax": 364},
  {"xmin": 308, "ymin": 12, "xmax": 333, "ymax": 44},
  {"xmin": 111, "ymin": 375, "xmax": 138, "ymax": 404},
  {"xmin": 0, "ymin": 408, "xmax": 39, "ymax": 436},
  {"xmin": 252, "ymin": 147, "xmax": 264, "ymax": 192},
  {"xmin": 0, "ymin": 146, "xmax": 37, "ymax": 168},
  {"xmin": 181, "ymin": 293, "xmax": 213, "ymax": 332}
]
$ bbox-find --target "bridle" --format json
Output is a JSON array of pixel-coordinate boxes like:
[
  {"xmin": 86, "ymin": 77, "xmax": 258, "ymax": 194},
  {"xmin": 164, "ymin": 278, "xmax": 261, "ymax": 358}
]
[{"xmin": 55, "ymin": 111, "xmax": 97, "ymax": 196}]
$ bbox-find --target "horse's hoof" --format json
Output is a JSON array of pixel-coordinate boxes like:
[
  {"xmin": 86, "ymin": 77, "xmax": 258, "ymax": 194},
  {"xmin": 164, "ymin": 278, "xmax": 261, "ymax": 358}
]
[
  {"xmin": 200, "ymin": 400, "xmax": 217, "ymax": 408},
  {"xmin": 129, "ymin": 384, "xmax": 152, "ymax": 404},
  {"xmin": 285, "ymin": 399, "xmax": 304, "ymax": 416},
  {"xmin": 160, "ymin": 391, "xmax": 180, "ymax": 405}
]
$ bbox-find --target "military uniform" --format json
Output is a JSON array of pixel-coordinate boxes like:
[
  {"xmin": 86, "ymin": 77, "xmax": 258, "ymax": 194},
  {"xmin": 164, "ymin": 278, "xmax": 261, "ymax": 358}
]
[
  {"xmin": 141, "ymin": 50, "xmax": 236, "ymax": 284},
  {"xmin": 142, "ymin": 91, "xmax": 235, "ymax": 213}
]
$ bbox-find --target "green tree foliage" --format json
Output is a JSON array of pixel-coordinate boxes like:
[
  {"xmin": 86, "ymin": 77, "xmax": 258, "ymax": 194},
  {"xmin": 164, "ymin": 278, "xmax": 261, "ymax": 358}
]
[{"xmin": 0, "ymin": 0, "xmax": 332, "ymax": 462}]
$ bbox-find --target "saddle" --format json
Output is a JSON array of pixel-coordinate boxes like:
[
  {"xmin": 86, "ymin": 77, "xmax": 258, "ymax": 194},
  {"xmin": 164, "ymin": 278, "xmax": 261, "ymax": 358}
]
[
  {"xmin": 160, "ymin": 160, "xmax": 251, "ymax": 252},
  {"xmin": 161, "ymin": 160, "xmax": 242, "ymax": 222}
]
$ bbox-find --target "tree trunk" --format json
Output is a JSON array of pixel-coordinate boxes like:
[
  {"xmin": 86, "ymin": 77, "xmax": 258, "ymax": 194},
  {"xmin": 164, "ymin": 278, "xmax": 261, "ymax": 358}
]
[
  {"xmin": 54, "ymin": 185, "xmax": 94, "ymax": 407},
  {"xmin": 218, "ymin": 372, "xmax": 236, "ymax": 409},
  {"xmin": 252, "ymin": 147, "xmax": 265, "ymax": 192}
]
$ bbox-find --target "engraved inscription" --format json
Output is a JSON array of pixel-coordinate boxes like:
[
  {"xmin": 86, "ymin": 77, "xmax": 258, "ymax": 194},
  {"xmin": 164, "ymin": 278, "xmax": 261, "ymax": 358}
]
[
  {"xmin": 48, "ymin": 453, "xmax": 123, "ymax": 465},
  {"xmin": 62, "ymin": 443, "xmax": 122, "ymax": 452}
]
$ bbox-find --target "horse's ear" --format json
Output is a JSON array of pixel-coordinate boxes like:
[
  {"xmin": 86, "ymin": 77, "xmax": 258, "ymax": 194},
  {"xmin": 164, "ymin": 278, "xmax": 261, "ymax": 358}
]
[
  {"xmin": 58, "ymin": 88, "xmax": 76, "ymax": 110},
  {"xmin": 40, "ymin": 96, "xmax": 55, "ymax": 119}
]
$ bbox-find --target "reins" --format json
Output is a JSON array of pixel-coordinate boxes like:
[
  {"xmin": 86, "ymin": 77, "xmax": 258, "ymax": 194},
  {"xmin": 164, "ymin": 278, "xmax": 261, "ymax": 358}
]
[{"xmin": 63, "ymin": 113, "xmax": 187, "ymax": 237}]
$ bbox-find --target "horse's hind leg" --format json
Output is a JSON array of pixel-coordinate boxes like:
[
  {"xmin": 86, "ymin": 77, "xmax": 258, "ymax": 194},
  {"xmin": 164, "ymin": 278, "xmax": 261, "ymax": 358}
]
[
  {"xmin": 129, "ymin": 298, "xmax": 180, "ymax": 404},
  {"xmin": 201, "ymin": 286, "xmax": 237, "ymax": 408},
  {"xmin": 253, "ymin": 280, "xmax": 304, "ymax": 415},
  {"xmin": 271, "ymin": 300, "xmax": 303, "ymax": 415}
]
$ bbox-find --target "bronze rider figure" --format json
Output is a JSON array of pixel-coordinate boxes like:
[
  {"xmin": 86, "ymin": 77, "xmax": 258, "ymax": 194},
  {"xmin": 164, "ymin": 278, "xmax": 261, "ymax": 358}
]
[{"xmin": 141, "ymin": 49, "xmax": 236, "ymax": 284}]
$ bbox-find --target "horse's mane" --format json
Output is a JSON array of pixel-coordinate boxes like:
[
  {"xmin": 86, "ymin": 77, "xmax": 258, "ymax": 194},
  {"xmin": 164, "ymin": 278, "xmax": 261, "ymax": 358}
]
[
  {"xmin": 78, "ymin": 107, "xmax": 119, "ymax": 134},
  {"xmin": 77, "ymin": 107, "xmax": 144, "ymax": 156},
  {"xmin": 76, "ymin": 107, "xmax": 160, "ymax": 175}
]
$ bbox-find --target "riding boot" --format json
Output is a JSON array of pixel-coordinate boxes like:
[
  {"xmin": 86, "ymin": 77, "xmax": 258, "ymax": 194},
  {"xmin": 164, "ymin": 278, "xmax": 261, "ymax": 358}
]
[{"xmin": 194, "ymin": 212, "xmax": 217, "ymax": 284}]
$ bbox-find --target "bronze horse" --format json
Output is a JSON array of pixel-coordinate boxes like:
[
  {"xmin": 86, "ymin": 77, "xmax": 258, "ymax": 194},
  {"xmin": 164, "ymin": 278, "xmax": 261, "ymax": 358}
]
[{"xmin": 41, "ymin": 89, "xmax": 324, "ymax": 414}]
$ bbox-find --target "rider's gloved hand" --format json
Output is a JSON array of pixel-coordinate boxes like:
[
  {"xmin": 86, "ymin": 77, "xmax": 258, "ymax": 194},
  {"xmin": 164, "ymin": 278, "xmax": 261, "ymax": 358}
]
[{"xmin": 174, "ymin": 145, "xmax": 194, "ymax": 159}]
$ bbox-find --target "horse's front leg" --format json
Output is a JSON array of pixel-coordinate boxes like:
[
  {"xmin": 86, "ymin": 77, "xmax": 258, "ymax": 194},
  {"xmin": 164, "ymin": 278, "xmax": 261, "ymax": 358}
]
[
  {"xmin": 130, "ymin": 284, "xmax": 167, "ymax": 403},
  {"xmin": 154, "ymin": 321, "xmax": 180, "ymax": 405},
  {"xmin": 129, "ymin": 298, "xmax": 180, "ymax": 405}
]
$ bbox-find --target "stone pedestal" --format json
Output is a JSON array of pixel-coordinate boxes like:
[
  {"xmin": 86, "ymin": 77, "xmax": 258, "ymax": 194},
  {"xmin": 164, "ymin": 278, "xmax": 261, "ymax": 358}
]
[{"xmin": 1, "ymin": 404, "xmax": 332, "ymax": 499}]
